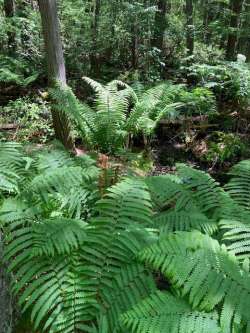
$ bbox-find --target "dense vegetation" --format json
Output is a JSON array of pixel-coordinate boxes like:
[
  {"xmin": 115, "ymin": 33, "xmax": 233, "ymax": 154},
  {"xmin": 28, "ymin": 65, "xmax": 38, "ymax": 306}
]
[{"xmin": 1, "ymin": 0, "xmax": 250, "ymax": 332}]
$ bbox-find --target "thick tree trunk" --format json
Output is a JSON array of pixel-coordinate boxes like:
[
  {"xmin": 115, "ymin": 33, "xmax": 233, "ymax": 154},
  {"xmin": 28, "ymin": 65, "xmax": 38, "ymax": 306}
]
[
  {"xmin": 153, "ymin": 0, "xmax": 168, "ymax": 51},
  {"xmin": 226, "ymin": 0, "xmax": 244, "ymax": 61},
  {"xmin": 90, "ymin": 0, "xmax": 101, "ymax": 77},
  {"xmin": 186, "ymin": 0, "xmax": 194, "ymax": 55},
  {"xmin": 38, "ymin": 0, "xmax": 74, "ymax": 150},
  {"xmin": 0, "ymin": 233, "xmax": 14, "ymax": 333},
  {"xmin": 3, "ymin": 0, "xmax": 16, "ymax": 52}
]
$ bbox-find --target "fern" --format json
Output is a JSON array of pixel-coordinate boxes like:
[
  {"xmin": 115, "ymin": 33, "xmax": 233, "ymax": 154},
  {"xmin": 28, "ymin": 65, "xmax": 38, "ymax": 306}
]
[
  {"xmin": 220, "ymin": 219, "xmax": 250, "ymax": 261},
  {"xmin": 121, "ymin": 291, "xmax": 221, "ymax": 333},
  {"xmin": 0, "ymin": 142, "xmax": 28, "ymax": 194},
  {"xmin": 139, "ymin": 231, "xmax": 250, "ymax": 331},
  {"xmin": 225, "ymin": 160, "xmax": 250, "ymax": 210},
  {"xmin": 50, "ymin": 79, "xmax": 216, "ymax": 154},
  {"xmin": 146, "ymin": 164, "xmax": 223, "ymax": 235}
]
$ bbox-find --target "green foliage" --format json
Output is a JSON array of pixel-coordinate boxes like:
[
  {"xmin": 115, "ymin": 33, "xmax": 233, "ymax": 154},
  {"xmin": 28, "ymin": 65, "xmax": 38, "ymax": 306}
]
[
  {"xmin": 203, "ymin": 132, "xmax": 247, "ymax": 164},
  {"xmin": 0, "ymin": 96, "xmax": 53, "ymax": 143},
  {"xmin": 0, "ymin": 55, "xmax": 39, "ymax": 86},
  {"xmin": 2, "ymin": 143, "xmax": 250, "ymax": 333},
  {"xmin": 50, "ymin": 79, "xmax": 216, "ymax": 154},
  {"xmin": 139, "ymin": 231, "xmax": 250, "ymax": 331},
  {"xmin": 121, "ymin": 291, "xmax": 221, "ymax": 333},
  {"xmin": 185, "ymin": 62, "xmax": 250, "ymax": 105}
]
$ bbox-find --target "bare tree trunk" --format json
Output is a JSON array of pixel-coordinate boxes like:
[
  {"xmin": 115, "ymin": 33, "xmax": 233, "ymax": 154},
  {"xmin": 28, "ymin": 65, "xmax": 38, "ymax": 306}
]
[
  {"xmin": 0, "ymin": 233, "xmax": 14, "ymax": 333},
  {"xmin": 90, "ymin": 0, "xmax": 101, "ymax": 77},
  {"xmin": 3, "ymin": 0, "xmax": 16, "ymax": 53},
  {"xmin": 186, "ymin": 0, "xmax": 194, "ymax": 55},
  {"xmin": 38, "ymin": 0, "xmax": 74, "ymax": 150},
  {"xmin": 238, "ymin": 0, "xmax": 250, "ymax": 61},
  {"xmin": 131, "ymin": 18, "xmax": 139, "ymax": 70},
  {"xmin": 153, "ymin": 0, "xmax": 168, "ymax": 51},
  {"xmin": 226, "ymin": 0, "xmax": 244, "ymax": 61}
]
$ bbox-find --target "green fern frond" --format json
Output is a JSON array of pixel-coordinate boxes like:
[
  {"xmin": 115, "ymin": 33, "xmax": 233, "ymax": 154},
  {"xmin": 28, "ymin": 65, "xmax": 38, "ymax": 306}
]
[
  {"xmin": 139, "ymin": 231, "xmax": 250, "ymax": 331},
  {"xmin": 31, "ymin": 218, "xmax": 87, "ymax": 257},
  {"xmin": 101, "ymin": 263, "xmax": 156, "ymax": 331},
  {"xmin": 121, "ymin": 291, "xmax": 221, "ymax": 333},
  {"xmin": 155, "ymin": 210, "xmax": 218, "ymax": 235},
  {"xmin": 225, "ymin": 160, "xmax": 250, "ymax": 210},
  {"xmin": 0, "ymin": 142, "xmax": 27, "ymax": 193},
  {"xmin": 220, "ymin": 219, "xmax": 250, "ymax": 261}
]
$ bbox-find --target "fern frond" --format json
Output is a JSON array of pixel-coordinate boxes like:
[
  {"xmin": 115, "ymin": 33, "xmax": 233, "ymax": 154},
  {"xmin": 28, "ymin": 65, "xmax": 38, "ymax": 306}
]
[
  {"xmin": 139, "ymin": 231, "xmax": 250, "ymax": 331},
  {"xmin": 155, "ymin": 210, "xmax": 218, "ymax": 235},
  {"xmin": 101, "ymin": 263, "xmax": 156, "ymax": 331},
  {"xmin": 225, "ymin": 160, "xmax": 250, "ymax": 210},
  {"xmin": 220, "ymin": 219, "xmax": 250, "ymax": 261},
  {"xmin": 0, "ymin": 142, "xmax": 27, "ymax": 193},
  {"xmin": 121, "ymin": 291, "xmax": 221, "ymax": 333},
  {"xmin": 31, "ymin": 218, "xmax": 87, "ymax": 257}
]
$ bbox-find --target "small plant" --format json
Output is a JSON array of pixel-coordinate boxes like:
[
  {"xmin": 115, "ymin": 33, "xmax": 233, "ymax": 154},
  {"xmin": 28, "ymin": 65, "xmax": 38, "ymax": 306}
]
[
  {"xmin": 0, "ymin": 96, "xmax": 53, "ymax": 143},
  {"xmin": 0, "ymin": 55, "xmax": 39, "ymax": 87},
  {"xmin": 203, "ymin": 132, "xmax": 246, "ymax": 164},
  {"xmin": 183, "ymin": 62, "xmax": 250, "ymax": 105}
]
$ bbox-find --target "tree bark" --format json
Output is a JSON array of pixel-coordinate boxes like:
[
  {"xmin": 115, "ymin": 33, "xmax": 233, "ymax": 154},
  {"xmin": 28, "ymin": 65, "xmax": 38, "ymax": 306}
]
[
  {"xmin": 226, "ymin": 0, "xmax": 244, "ymax": 61},
  {"xmin": 131, "ymin": 14, "xmax": 139, "ymax": 70},
  {"xmin": 238, "ymin": 0, "xmax": 250, "ymax": 61},
  {"xmin": 90, "ymin": 0, "xmax": 101, "ymax": 77},
  {"xmin": 0, "ymin": 233, "xmax": 15, "ymax": 333},
  {"xmin": 3, "ymin": 0, "xmax": 16, "ymax": 53},
  {"xmin": 38, "ymin": 0, "xmax": 74, "ymax": 150},
  {"xmin": 153, "ymin": 0, "xmax": 169, "ymax": 51},
  {"xmin": 186, "ymin": 0, "xmax": 194, "ymax": 55}
]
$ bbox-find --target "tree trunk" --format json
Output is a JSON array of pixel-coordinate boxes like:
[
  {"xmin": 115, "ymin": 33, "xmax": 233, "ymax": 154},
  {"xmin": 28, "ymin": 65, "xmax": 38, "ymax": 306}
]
[
  {"xmin": 226, "ymin": 0, "xmax": 244, "ymax": 61},
  {"xmin": 131, "ymin": 18, "xmax": 139, "ymax": 69},
  {"xmin": 3, "ymin": 0, "xmax": 16, "ymax": 53},
  {"xmin": 153, "ymin": 0, "xmax": 168, "ymax": 51},
  {"xmin": 38, "ymin": 0, "xmax": 74, "ymax": 150},
  {"xmin": 0, "ymin": 233, "xmax": 15, "ymax": 333},
  {"xmin": 203, "ymin": 0, "xmax": 215, "ymax": 44},
  {"xmin": 238, "ymin": 0, "xmax": 250, "ymax": 61},
  {"xmin": 90, "ymin": 0, "xmax": 101, "ymax": 77},
  {"xmin": 186, "ymin": 0, "xmax": 194, "ymax": 55}
]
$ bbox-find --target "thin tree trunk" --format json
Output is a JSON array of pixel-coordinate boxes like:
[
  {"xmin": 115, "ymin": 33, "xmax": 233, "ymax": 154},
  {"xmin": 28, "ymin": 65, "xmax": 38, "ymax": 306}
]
[
  {"xmin": 203, "ymin": 0, "xmax": 214, "ymax": 44},
  {"xmin": 153, "ymin": 0, "xmax": 168, "ymax": 51},
  {"xmin": 226, "ymin": 0, "xmax": 244, "ymax": 61},
  {"xmin": 131, "ymin": 17, "xmax": 139, "ymax": 69},
  {"xmin": 238, "ymin": 0, "xmax": 250, "ymax": 61},
  {"xmin": 38, "ymin": 0, "xmax": 74, "ymax": 150},
  {"xmin": 3, "ymin": 0, "xmax": 16, "ymax": 53},
  {"xmin": 186, "ymin": 0, "xmax": 194, "ymax": 55},
  {"xmin": 90, "ymin": 0, "xmax": 101, "ymax": 77},
  {"xmin": 0, "ymin": 232, "xmax": 15, "ymax": 333}
]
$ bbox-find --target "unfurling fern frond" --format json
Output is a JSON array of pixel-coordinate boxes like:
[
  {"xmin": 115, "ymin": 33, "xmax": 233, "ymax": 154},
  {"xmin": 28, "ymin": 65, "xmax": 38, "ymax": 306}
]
[
  {"xmin": 121, "ymin": 291, "xmax": 221, "ymax": 333},
  {"xmin": 139, "ymin": 231, "xmax": 250, "ymax": 331}
]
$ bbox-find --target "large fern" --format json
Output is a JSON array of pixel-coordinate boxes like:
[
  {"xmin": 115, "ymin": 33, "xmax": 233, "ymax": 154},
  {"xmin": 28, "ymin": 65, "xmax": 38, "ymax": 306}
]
[
  {"xmin": 50, "ymin": 79, "xmax": 216, "ymax": 154},
  {"xmin": 2, "ymin": 142, "xmax": 250, "ymax": 333},
  {"xmin": 139, "ymin": 231, "xmax": 250, "ymax": 332}
]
